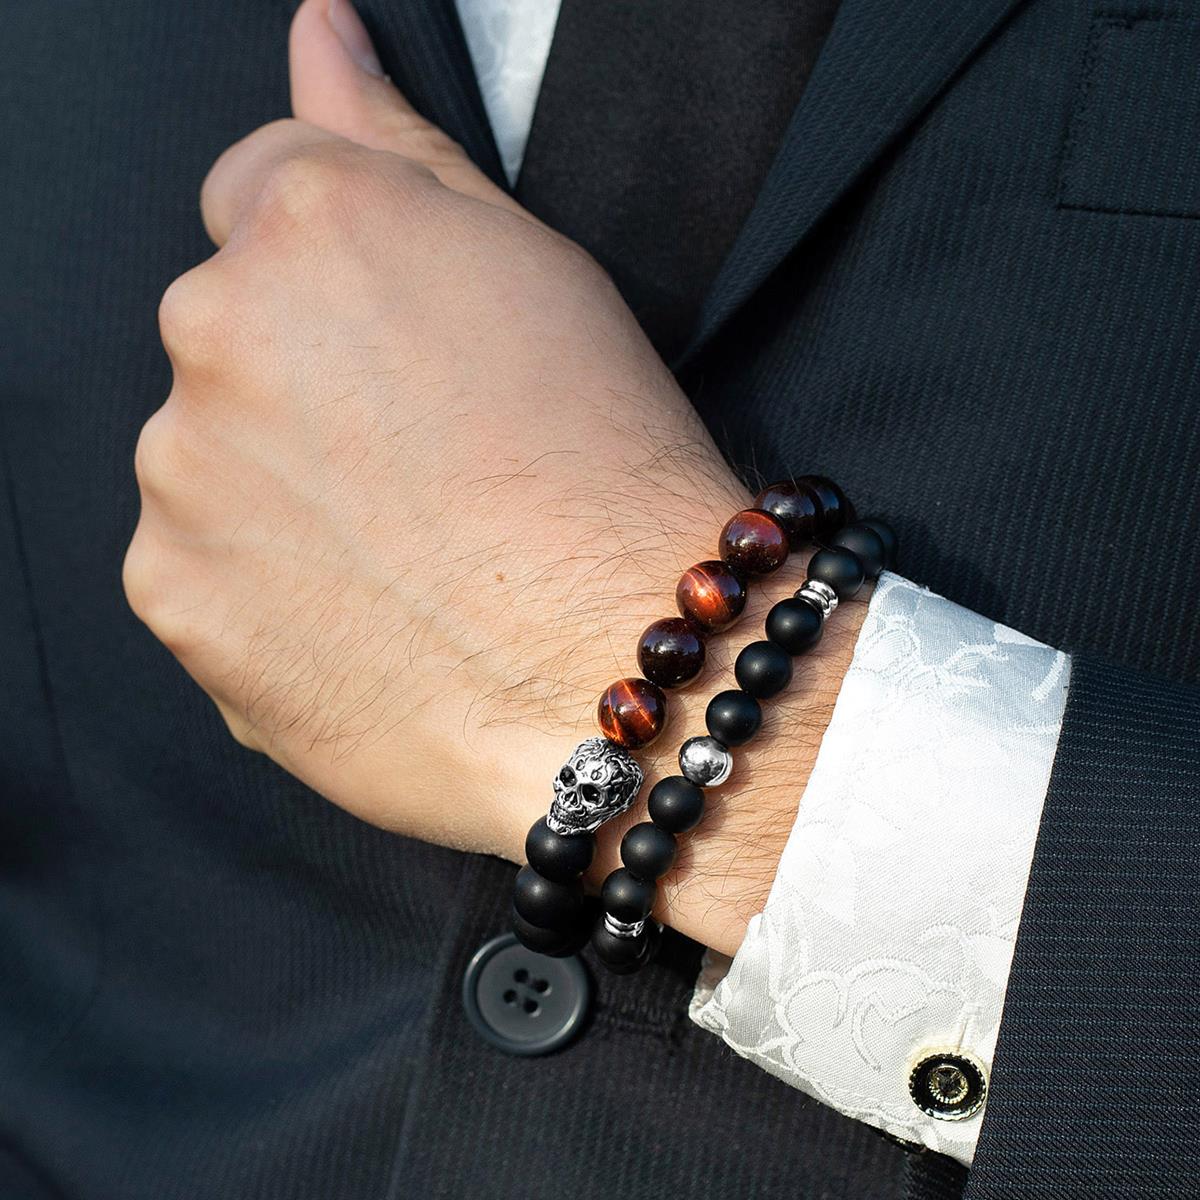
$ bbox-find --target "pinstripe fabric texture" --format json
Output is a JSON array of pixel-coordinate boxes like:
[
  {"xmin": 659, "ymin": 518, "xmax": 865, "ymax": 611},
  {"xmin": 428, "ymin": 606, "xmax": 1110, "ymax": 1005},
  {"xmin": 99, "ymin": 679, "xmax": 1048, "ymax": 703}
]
[
  {"xmin": 681, "ymin": 0, "xmax": 1200, "ymax": 683},
  {"xmin": 1, "ymin": 0, "xmax": 1197, "ymax": 1197},
  {"xmin": 0, "ymin": 3, "xmax": 487, "ymax": 1198},
  {"xmin": 667, "ymin": 0, "xmax": 1200, "ymax": 1192},
  {"xmin": 967, "ymin": 657, "xmax": 1200, "ymax": 1196}
]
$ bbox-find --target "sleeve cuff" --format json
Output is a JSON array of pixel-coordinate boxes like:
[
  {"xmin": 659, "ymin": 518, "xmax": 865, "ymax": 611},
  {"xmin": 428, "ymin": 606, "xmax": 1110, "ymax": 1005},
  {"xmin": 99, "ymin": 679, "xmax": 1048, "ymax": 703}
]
[{"xmin": 689, "ymin": 573, "xmax": 1070, "ymax": 1165}]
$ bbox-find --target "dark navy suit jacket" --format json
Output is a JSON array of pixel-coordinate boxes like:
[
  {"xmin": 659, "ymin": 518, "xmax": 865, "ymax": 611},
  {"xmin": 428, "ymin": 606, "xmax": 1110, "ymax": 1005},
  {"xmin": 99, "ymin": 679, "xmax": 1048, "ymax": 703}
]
[{"xmin": 1, "ymin": 1, "xmax": 1196, "ymax": 1197}]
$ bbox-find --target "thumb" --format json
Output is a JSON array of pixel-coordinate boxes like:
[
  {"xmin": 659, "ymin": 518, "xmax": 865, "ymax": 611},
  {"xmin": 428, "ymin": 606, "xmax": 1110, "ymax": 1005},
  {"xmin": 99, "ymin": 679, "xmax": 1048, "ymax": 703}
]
[{"xmin": 289, "ymin": 0, "xmax": 522, "ymax": 213}]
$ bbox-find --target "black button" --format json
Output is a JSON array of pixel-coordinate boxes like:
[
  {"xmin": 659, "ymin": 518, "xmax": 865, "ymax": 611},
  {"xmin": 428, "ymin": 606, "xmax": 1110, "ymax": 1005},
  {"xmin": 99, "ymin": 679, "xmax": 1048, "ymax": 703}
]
[
  {"xmin": 462, "ymin": 933, "xmax": 591, "ymax": 1056},
  {"xmin": 909, "ymin": 1052, "xmax": 988, "ymax": 1120}
]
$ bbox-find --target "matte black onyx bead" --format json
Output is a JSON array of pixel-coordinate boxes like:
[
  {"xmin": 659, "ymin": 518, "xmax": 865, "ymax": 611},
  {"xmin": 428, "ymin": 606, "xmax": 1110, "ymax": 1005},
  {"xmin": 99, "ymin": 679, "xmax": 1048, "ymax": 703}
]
[
  {"xmin": 765, "ymin": 597, "xmax": 824, "ymax": 655},
  {"xmin": 592, "ymin": 924, "xmax": 649, "ymax": 969},
  {"xmin": 831, "ymin": 524, "xmax": 887, "ymax": 581},
  {"xmin": 620, "ymin": 822, "xmax": 677, "ymax": 881},
  {"xmin": 608, "ymin": 920, "xmax": 663, "ymax": 975},
  {"xmin": 734, "ymin": 640, "xmax": 793, "ymax": 699},
  {"xmin": 797, "ymin": 475, "xmax": 854, "ymax": 536},
  {"xmin": 513, "ymin": 866, "xmax": 584, "ymax": 930},
  {"xmin": 524, "ymin": 818, "xmax": 595, "ymax": 883},
  {"xmin": 807, "ymin": 546, "xmax": 866, "ymax": 601},
  {"xmin": 858, "ymin": 518, "xmax": 898, "ymax": 569},
  {"xmin": 705, "ymin": 689, "xmax": 762, "ymax": 747},
  {"xmin": 646, "ymin": 775, "xmax": 705, "ymax": 833},
  {"xmin": 511, "ymin": 906, "xmax": 590, "ymax": 958},
  {"xmin": 601, "ymin": 868, "xmax": 656, "ymax": 923},
  {"xmin": 753, "ymin": 480, "xmax": 819, "ymax": 550},
  {"xmin": 636, "ymin": 616, "xmax": 706, "ymax": 689}
]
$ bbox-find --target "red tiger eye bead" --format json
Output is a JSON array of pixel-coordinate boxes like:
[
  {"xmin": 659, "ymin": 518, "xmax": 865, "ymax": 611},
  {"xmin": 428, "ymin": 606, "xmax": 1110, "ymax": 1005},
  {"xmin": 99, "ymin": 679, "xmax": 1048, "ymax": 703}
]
[
  {"xmin": 675, "ymin": 560, "xmax": 747, "ymax": 633},
  {"xmin": 597, "ymin": 677, "xmax": 667, "ymax": 750},
  {"xmin": 719, "ymin": 509, "xmax": 789, "ymax": 575},
  {"xmin": 637, "ymin": 617, "xmax": 706, "ymax": 689},
  {"xmin": 753, "ymin": 480, "xmax": 819, "ymax": 550},
  {"xmin": 796, "ymin": 474, "xmax": 855, "ymax": 536}
]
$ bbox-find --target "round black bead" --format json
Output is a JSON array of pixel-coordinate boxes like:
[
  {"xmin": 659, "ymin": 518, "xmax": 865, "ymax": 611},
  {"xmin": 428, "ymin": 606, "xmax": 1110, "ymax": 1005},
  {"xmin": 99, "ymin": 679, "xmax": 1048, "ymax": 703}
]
[
  {"xmin": 620, "ymin": 822, "xmax": 677, "ymax": 880},
  {"xmin": 858, "ymin": 517, "xmax": 898, "ymax": 569},
  {"xmin": 765, "ymin": 597, "xmax": 823, "ymax": 655},
  {"xmin": 646, "ymin": 775, "xmax": 705, "ymax": 833},
  {"xmin": 705, "ymin": 689, "xmax": 762, "ymax": 747},
  {"xmin": 806, "ymin": 546, "xmax": 866, "ymax": 601},
  {"xmin": 513, "ymin": 865, "xmax": 584, "ymax": 930},
  {"xmin": 524, "ymin": 818, "xmax": 595, "ymax": 883},
  {"xmin": 592, "ymin": 924, "xmax": 649, "ymax": 969},
  {"xmin": 512, "ymin": 906, "xmax": 589, "ymax": 957},
  {"xmin": 796, "ymin": 475, "xmax": 854, "ymax": 536},
  {"xmin": 528, "ymin": 816, "xmax": 597, "ymax": 883},
  {"xmin": 601, "ymin": 867, "xmax": 656, "ymax": 923},
  {"xmin": 734, "ymin": 640, "xmax": 794, "ymax": 699},
  {"xmin": 831, "ymin": 524, "xmax": 887, "ymax": 581}
]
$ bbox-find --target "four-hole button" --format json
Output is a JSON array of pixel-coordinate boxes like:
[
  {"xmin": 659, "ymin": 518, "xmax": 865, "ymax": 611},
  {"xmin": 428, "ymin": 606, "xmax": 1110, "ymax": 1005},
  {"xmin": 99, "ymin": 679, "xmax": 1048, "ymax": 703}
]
[{"xmin": 462, "ymin": 933, "xmax": 591, "ymax": 1056}]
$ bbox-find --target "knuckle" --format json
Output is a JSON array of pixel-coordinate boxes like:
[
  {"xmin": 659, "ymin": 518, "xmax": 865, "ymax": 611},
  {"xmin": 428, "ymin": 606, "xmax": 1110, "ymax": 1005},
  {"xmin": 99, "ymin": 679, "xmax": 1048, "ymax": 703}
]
[
  {"xmin": 158, "ymin": 267, "xmax": 230, "ymax": 366},
  {"xmin": 122, "ymin": 534, "xmax": 202, "ymax": 655},
  {"xmin": 132, "ymin": 405, "xmax": 190, "ymax": 499},
  {"xmin": 252, "ymin": 148, "xmax": 364, "ymax": 232},
  {"xmin": 121, "ymin": 528, "xmax": 157, "ymax": 623}
]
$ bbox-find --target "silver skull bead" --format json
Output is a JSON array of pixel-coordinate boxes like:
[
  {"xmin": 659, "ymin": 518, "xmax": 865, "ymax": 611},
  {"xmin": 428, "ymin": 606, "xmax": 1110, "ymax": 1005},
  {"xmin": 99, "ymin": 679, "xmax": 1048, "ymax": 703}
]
[{"xmin": 547, "ymin": 736, "xmax": 644, "ymax": 835}]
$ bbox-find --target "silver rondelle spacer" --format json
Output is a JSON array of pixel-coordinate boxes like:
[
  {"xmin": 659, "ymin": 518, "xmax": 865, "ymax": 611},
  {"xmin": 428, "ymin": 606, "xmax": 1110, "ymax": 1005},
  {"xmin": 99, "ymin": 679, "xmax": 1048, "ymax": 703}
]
[
  {"xmin": 604, "ymin": 913, "xmax": 646, "ymax": 939},
  {"xmin": 679, "ymin": 735, "xmax": 734, "ymax": 788},
  {"xmin": 796, "ymin": 578, "xmax": 838, "ymax": 617}
]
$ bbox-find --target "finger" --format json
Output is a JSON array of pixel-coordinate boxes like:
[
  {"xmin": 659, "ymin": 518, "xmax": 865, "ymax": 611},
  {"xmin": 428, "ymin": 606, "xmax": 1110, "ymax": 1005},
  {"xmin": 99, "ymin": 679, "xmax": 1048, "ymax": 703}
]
[
  {"xmin": 289, "ymin": 0, "xmax": 527, "ymax": 215},
  {"xmin": 199, "ymin": 118, "xmax": 342, "ymax": 247}
]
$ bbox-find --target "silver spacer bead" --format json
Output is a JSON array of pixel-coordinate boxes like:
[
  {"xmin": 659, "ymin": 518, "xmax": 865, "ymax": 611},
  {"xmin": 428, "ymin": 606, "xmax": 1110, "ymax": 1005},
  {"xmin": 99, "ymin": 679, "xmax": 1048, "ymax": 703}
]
[
  {"xmin": 603, "ymin": 912, "xmax": 646, "ymax": 940},
  {"xmin": 679, "ymin": 735, "xmax": 733, "ymax": 788},
  {"xmin": 796, "ymin": 578, "xmax": 838, "ymax": 617}
]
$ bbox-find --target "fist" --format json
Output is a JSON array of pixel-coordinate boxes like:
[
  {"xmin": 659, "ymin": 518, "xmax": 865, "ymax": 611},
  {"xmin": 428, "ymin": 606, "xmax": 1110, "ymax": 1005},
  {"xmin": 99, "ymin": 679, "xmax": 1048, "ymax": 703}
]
[
  {"xmin": 124, "ymin": 0, "xmax": 740, "ymax": 860},
  {"xmin": 124, "ymin": 0, "xmax": 860, "ymax": 956}
]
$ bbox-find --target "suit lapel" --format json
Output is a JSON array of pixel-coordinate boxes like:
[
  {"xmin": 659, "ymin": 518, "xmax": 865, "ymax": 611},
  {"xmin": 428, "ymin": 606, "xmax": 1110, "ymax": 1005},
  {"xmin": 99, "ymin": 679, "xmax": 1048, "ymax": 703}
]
[
  {"xmin": 676, "ymin": 0, "xmax": 1027, "ymax": 369},
  {"xmin": 364, "ymin": 0, "xmax": 507, "ymax": 188}
]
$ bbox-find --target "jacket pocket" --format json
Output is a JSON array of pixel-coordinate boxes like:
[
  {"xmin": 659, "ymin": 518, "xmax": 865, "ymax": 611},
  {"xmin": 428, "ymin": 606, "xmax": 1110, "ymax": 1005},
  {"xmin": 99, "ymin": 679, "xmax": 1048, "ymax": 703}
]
[{"xmin": 1059, "ymin": 9, "xmax": 1200, "ymax": 218}]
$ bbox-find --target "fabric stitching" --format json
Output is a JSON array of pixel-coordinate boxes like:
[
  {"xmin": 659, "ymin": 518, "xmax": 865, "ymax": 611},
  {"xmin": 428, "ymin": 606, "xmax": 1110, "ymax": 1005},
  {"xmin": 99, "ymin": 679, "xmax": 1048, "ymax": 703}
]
[{"xmin": 1057, "ymin": 12, "xmax": 1200, "ymax": 219}]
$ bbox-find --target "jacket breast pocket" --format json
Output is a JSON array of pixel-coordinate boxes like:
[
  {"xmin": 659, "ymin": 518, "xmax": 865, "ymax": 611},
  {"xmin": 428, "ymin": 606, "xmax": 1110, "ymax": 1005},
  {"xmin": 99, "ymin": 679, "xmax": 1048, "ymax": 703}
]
[{"xmin": 1059, "ymin": 10, "xmax": 1200, "ymax": 217}]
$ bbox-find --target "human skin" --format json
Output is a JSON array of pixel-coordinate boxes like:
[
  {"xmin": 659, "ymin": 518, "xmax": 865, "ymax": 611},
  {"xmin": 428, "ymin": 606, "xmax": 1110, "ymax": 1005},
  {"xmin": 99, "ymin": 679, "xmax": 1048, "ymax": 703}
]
[{"xmin": 123, "ymin": 0, "xmax": 866, "ymax": 957}]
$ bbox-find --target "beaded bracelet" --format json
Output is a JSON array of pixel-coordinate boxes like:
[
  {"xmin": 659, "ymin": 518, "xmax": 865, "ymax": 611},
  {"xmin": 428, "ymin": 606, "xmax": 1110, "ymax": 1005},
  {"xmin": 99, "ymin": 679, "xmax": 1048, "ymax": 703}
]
[
  {"xmin": 590, "ymin": 516, "xmax": 898, "ymax": 974},
  {"xmin": 511, "ymin": 477, "xmax": 857, "ymax": 960}
]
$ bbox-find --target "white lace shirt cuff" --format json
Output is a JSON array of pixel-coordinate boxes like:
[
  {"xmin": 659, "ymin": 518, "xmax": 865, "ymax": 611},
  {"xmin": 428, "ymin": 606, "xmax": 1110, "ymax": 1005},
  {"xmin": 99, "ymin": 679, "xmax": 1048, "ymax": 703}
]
[{"xmin": 689, "ymin": 573, "xmax": 1070, "ymax": 1165}]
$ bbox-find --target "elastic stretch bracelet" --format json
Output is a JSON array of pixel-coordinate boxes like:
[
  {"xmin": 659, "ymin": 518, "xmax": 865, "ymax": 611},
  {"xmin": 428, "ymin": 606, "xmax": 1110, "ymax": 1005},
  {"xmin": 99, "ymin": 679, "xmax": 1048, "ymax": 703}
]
[
  {"xmin": 590, "ymin": 516, "xmax": 898, "ymax": 974},
  {"xmin": 510, "ymin": 477, "xmax": 858, "ymax": 960}
]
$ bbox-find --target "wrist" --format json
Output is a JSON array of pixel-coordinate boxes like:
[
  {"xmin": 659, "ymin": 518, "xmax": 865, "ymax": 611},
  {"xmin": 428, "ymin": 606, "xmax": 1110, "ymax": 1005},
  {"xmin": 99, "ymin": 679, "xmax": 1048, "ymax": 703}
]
[
  {"xmin": 495, "ymin": 507, "xmax": 869, "ymax": 958},
  {"xmin": 605, "ymin": 560, "xmax": 869, "ymax": 957}
]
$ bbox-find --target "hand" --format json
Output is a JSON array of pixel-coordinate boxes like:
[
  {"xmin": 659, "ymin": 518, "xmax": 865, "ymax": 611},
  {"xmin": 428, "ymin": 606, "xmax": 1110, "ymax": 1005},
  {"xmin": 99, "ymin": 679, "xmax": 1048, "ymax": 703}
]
[{"xmin": 124, "ymin": 0, "xmax": 866, "ymax": 955}]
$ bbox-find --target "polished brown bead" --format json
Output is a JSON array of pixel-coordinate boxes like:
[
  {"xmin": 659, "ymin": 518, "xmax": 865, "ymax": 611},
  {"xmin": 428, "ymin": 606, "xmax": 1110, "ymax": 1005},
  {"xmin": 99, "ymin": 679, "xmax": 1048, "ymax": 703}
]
[
  {"xmin": 637, "ymin": 617, "xmax": 705, "ymax": 689},
  {"xmin": 796, "ymin": 475, "xmax": 855, "ymax": 536},
  {"xmin": 754, "ymin": 480, "xmax": 820, "ymax": 550},
  {"xmin": 719, "ymin": 509, "xmax": 789, "ymax": 575},
  {"xmin": 597, "ymin": 677, "xmax": 667, "ymax": 750},
  {"xmin": 675, "ymin": 560, "xmax": 748, "ymax": 634}
]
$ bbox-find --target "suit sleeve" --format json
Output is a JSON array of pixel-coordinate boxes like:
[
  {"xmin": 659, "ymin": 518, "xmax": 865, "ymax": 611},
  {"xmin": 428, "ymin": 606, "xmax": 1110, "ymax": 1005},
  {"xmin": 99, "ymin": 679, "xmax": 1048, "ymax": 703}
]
[{"xmin": 964, "ymin": 654, "xmax": 1200, "ymax": 1198}]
